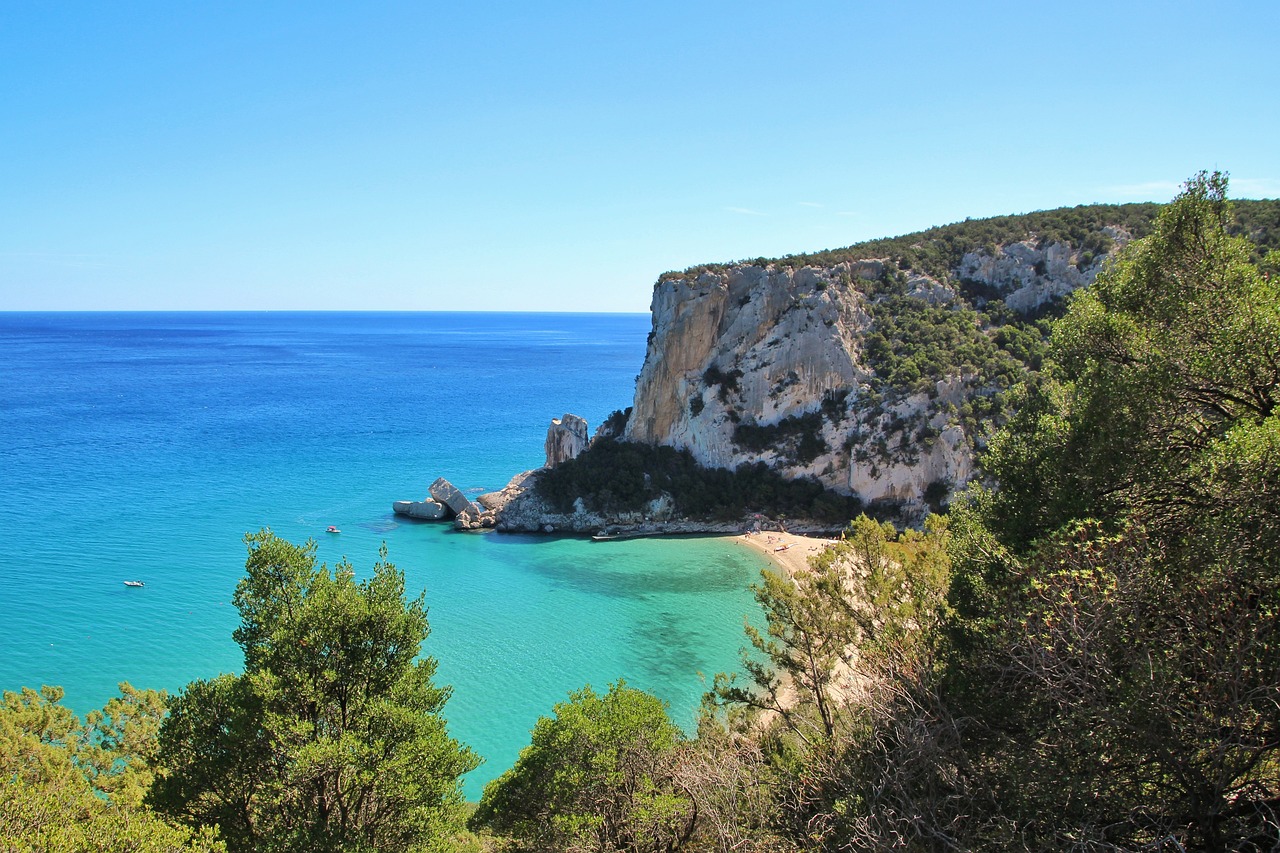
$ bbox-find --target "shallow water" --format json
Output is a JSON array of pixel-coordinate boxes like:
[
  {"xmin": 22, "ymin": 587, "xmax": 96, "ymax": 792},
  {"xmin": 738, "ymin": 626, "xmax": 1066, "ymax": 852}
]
[{"xmin": 0, "ymin": 311, "xmax": 769, "ymax": 796}]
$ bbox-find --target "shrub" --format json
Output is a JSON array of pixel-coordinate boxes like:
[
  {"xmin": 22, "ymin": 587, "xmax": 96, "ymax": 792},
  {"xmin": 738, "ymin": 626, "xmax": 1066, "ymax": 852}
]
[
  {"xmin": 535, "ymin": 438, "xmax": 861, "ymax": 524},
  {"xmin": 732, "ymin": 412, "xmax": 827, "ymax": 465}
]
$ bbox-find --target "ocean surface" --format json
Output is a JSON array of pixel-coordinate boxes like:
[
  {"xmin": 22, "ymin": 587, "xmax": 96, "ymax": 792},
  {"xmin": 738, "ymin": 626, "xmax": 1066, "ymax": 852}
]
[{"xmin": 0, "ymin": 311, "xmax": 769, "ymax": 797}]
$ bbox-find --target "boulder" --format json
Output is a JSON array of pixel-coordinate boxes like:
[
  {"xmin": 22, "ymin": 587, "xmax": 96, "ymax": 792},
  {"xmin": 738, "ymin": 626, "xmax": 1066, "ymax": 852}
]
[
  {"xmin": 544, "ymin": 414, "xmax": 589, "ymax": 468},
  {"xmin": 392, "ymin": 499, "xmax": 448, "ymax": 520},
  {"xmin": 429, "ymin": 477, "xmax": 480, "ymax": 517},
  {"xmin": 849, "ymin": 258, "xmax": 886, "ymax": 281},
  {"xmin": 453, "ymin": 505, "xmax": 493, "ymax": 531},
  {"xmin": 477, "ymin": 470, "xmax": 534, "ymax": 512}
]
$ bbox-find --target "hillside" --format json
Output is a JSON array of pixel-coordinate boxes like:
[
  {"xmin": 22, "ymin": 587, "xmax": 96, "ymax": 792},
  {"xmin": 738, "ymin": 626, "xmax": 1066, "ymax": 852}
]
[{"xmin": 492, "ymin": 198, "xmax": 1280, "ymax": 531}]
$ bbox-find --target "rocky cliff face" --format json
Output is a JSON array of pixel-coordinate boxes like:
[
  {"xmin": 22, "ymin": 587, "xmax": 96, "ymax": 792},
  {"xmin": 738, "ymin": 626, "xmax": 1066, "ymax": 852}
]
[
  {"xmin": 956, "ymin": 232, "xmax": 1124, "ymax": 313},
  {"xmin": 623, "ymin": 235, "xmax": 1127, "ymax": 516}
]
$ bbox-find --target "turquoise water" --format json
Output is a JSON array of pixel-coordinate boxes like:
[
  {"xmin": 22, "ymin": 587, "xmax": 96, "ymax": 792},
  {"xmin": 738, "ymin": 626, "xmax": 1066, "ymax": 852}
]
[{"xmin": 0, "ymin": 312, "xmax": 769, "ymax": 796}]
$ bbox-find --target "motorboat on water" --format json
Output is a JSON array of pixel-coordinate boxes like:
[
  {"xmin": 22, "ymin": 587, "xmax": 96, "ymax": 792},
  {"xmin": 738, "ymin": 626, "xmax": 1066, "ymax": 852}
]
[
  {"xmin": 326, "ymin": 526, "xmax": 341, "ymax": 534},
  {"xmin": 123, "ymin": 580, "xmax": 145, "ymax": 587}
]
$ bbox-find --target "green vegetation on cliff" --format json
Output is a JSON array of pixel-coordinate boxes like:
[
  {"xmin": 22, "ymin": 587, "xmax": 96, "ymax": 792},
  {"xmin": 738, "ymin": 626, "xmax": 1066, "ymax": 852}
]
[
  {"xmin": 660, "ymin": 198, "xmax": 1280, "ymax": 284},
  {"xmin": 664, "ymin": 197, "xmax": 1280, "ymax": 428},
  {"xmin": 493, "ymin": 172, "xmax": 1280, "ymax": 852},
  {"xmin": 536, "ymin": 429, "xmax": 863, "ymax": 524},
  {"xmin": 696, "ymin": 172, "xmax": 1280, "ymax": 850}
]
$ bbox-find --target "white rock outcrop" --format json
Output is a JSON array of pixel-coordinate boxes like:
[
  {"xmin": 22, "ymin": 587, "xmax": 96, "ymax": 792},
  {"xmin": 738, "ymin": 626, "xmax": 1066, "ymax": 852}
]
[
  {"xmin": 622, "ymin": 232, "xmax": 1128, "ymax": 511},
  {"xmin": 453, "ymin": 504, "xmax": 490, "ymax": 531},
  {"xmin": 429, "ymin": 477, "xmax": 481, "ymax": 518},
  {"xmin": 486, "ymin": 225, "xmax": 1134, "ymax": 530},
  {"xmin": 392, "ymin": 499, "xmax": 448, "ymax": 520},
  {"xmin": 544, "ymin": 414, "xmax": 589, "ymax": 468},
  {"xmin": 956, "ymin": 236, "xmax": 1123, "ymax": 314},
  {"xmin": 625, "ymin": 263, "xmax": 874, "ymax": 480}
]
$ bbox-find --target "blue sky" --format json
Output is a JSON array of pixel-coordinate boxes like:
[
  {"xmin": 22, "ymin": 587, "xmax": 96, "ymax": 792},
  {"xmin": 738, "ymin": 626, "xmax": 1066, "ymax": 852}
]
[{"xmin": 2, "ymin": 1, "xmax": 1276, "ymax": 312}]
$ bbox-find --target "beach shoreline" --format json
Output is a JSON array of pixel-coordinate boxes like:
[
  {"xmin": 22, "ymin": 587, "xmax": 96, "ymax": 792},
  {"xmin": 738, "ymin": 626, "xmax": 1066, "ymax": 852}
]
[{"xmin": 726, "ymin": 530, "xmax": 835, "ymax": 577}]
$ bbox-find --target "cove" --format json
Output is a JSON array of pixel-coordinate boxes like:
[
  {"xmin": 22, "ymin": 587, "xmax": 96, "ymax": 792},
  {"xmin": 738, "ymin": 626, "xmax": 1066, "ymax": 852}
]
[{"xmin": 0, "ymin": 311, "xmax": 768, "ymax": 797}]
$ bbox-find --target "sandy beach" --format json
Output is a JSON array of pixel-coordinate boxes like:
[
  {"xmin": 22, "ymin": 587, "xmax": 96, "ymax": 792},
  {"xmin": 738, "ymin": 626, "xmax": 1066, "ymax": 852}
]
[{"xmin": 728, "ymin": 530, "xmax": 835, "ymax": 577}]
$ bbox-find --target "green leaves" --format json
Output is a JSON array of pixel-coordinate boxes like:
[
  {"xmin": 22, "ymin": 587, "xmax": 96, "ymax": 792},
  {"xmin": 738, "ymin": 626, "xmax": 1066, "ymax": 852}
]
[
  {"xmin": 473, "ymin": 682, "xmax": 693, "ymax": 852},
  {"xmin": 153, "ymin": 530, "xmax": 478, "ymax": 852},
  {"xmin": 941, "ymin": 172, "xmax": 1280, "ymax": 849},
  {"xmin": 714, "ymin": 515, "xmax": 951, "ymax": 753},
  {"xmin": 977, "ymin": 172, "xmax": 1280, "ymax": 554},
  {"xmin": 694, "ymin": 175, "xmax": 1280, "ymax": 850},
  {"xmin": 536, "ymin": 437, "xmax": 862, "ymax": 523},
  {"xmin": 0, "ymin": 684, "xmax": 222, "ymax": 851}
]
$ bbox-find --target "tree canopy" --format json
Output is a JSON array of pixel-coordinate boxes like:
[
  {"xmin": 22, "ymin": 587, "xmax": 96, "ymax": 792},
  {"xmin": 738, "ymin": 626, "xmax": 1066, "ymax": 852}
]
[
  {"xmin": 975, "ymin": 170, "xmax": 1280, "ymax": 553},
  {"xmin": 935, "ymin": 171, "xmax": 1280, "ymax": 849},
  {"xmin": 0, "ymin": 683, "xmax": 222, "ymax": 851},
  {"xmin": 472, "ymin": 681, "xmax": 694, "ymax": 852},
  {"xmin": 7, "ymin": 176, "xmax": 1279, "ymax": 852},
  {"xmin": 150, "ymin": 530, "xmax": 478, "ymax": 852},
  {"xmin": 689, "ymin": 172, "xmax": 1280, "ymax": 852}
]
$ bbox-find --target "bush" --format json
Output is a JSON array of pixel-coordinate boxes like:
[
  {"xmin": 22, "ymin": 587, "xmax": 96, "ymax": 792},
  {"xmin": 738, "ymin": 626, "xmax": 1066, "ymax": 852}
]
[
  {"xmin": 472, "ymin": 682, "xmax": 692, "ymax": 850},
  {"xmin": 536, "ymin": 438, "xmax": 862, "ymax": 524},
  {"xmin": 732, "ymin": 412, "xmax": 827, "ymax": 464},
  {"xmin": 597, "ymin": 407, "xmax": 632, "ymax": 439}
]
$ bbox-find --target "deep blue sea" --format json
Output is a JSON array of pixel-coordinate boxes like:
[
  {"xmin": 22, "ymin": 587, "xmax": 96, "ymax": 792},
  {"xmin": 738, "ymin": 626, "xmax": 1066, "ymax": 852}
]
[{"xmin": 0, "ymin": 312, "xmax": 768, "ymax": 797}]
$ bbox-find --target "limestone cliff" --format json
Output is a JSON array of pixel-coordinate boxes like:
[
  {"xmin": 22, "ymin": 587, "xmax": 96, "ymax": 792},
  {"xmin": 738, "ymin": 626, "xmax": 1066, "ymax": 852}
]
[
  {"xmin": 486, "ymin": 200, "xmax": 1280, "ymax": 531},
  {"xmin": 622, "ymin": 234, "xmax": 1129, "ymax": 517}
]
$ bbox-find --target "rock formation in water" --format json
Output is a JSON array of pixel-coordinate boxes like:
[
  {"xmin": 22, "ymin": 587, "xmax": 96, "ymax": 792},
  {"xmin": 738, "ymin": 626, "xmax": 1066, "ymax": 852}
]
[
  {"xmin": 430, "ymin": 477, "xmax": 481, "ymax": 518},
  {"xmin": 392, "ymin": 499, "xmax": 448, "ymax": 520},
  {"xmin": 544, "ymin": 414, "xmax": 589, "ymax": 468},
  {"xmin": 467, "ymin": 414, "xmax": 607, "ymax": 531},
  {"xmin": 393, "ymin": 477, "xmax": 488, "ymax": 527}
]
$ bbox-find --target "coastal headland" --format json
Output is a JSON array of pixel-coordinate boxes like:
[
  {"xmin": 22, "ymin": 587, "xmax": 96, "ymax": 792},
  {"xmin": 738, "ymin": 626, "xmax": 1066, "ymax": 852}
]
[
  {"xmin": 394, "ymin": 463, "xmax": 835, "ymax": 577},
  {"xmin": 428, "ymin": 201, "xmax": 1280, "ymax": 535},
  {"xmin": 386, "ymin": 201, "xmax": 1280, "ymax": 544}
]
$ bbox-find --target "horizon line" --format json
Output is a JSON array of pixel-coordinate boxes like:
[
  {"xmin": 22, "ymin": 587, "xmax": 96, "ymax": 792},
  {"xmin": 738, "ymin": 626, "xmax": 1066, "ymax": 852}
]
[{"xmin": 0, "ymin": 308, "xmax": 652, "ymax": 315}]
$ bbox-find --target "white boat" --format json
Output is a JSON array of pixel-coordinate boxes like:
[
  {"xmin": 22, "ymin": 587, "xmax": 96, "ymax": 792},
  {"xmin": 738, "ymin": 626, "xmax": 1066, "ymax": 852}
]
[{"xmin": 123, "ymin": 580, "xmax": 145, "ymax": 587}]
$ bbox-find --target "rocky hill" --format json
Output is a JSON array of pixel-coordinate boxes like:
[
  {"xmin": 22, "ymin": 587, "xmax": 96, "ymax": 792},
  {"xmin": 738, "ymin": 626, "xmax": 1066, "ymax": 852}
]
[
  {"xmin": 489, "ymin": 199, "xmax": 1280, "ymax": 531},
  {"xmin": 625, "ymin": 236, "xmax": 1120, "ymax": 508}
]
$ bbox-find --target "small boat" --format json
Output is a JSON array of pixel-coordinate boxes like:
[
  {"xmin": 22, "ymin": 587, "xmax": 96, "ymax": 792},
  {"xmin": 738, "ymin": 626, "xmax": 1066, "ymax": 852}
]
[
  {"xmin": 591, "ymin": 530, "xmax": 645, "ymax": 542},
  {"xmin": 123, "ymin": 580, "xmax": 145, "ymax": 588},
  {"xmin": 326, "ymin": 526, "xmax": 341, "ymax": 534}
]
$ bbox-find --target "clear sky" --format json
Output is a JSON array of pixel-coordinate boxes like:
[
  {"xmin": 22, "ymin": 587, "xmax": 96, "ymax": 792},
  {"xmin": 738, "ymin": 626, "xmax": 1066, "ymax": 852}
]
[{"xmin": 2, "ymin": 1, "xmax": 1277, "ymax": 312}]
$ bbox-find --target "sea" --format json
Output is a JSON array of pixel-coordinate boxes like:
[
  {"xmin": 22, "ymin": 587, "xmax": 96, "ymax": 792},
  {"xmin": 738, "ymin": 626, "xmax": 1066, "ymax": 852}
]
[{"xmin": 0, "ymin": 311, "xmax": 769, "ymax": 797}]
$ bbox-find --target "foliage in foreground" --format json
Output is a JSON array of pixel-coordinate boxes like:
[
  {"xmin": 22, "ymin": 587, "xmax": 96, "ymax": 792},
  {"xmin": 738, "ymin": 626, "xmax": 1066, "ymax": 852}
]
[
  {"xmin": 713, "ymin": 515, "xmax": 950, "ymax": 751},
  {"xmin": 7, "ymin": 175, "xmax": 1278, "ymax": 852},
  {"xmin": 931, "ymin": 171, "xmax": 1280, "ymax": 850},
  {"xmin": 722, "ymin": 172, "xmax": 1280, "ymax": 850},
  {"xmin": 149, "ymin": 530, "xmax": 479, "ymax": 852},
  {"xmin": 0, "ymin": 683, "xmax": 223, "ymax": 851},
  {"xmin": 510, "ymin": 171, "xmax": 1279, "ymax": 852},
  {"xmin": 472, "ymin": 682, "xmax": 695, "ymax": 852}
]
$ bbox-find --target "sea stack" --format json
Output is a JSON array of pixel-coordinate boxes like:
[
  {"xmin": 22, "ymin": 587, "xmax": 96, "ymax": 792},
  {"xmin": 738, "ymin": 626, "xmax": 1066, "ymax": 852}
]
[{"xmin": 544, "ymin": 413, "xmax": 588, "ymax": 468}]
